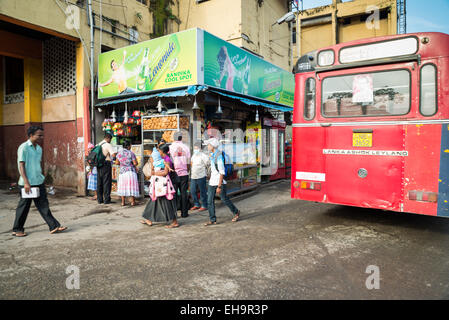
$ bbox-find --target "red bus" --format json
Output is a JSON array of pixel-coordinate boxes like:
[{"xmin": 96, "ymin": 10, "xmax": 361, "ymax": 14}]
[{"xmin": 291, "ymin": 32, "xmax": 449, "ymax": 217}]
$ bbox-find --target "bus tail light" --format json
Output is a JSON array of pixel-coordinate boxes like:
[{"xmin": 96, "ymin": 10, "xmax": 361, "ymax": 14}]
[
  {"xmin": 408, "ymin": 191, "xmax": 438, "ymax": 203},
  {"xmin": 300, "ymin": 181, "xmax": 321, "ymax": 191}
]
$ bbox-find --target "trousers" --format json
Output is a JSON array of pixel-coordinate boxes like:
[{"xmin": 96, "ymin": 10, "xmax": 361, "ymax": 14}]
[{"xmin": 13, "ymin": 184, "xmax": 60, "ymax": 232}]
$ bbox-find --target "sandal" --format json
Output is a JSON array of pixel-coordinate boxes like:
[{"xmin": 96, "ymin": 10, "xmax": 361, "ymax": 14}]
[
  {"xmin": 165, "ymin": 224, "xmax": 179, "ymax": 229},
  {"xmin": 204, "ymin": 221, "xmax": 217, "ymax": 226},
  {"xmin": 12, "ymin": 232, "xmax": 27, "ymax": 237},
  {"xmin": 232, "ymin": 212, "xmax": 240, "ymax": 222},
  {"xmin": 50, "ymin": 226, "xmax": 68, "ymax": 234},
  {"xmin": 140, "ymin": 219, "xmax": 153, "ymax": 226}
]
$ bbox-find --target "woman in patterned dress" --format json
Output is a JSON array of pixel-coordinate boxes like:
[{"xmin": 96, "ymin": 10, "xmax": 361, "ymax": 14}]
[{"xmin": 115, "ymin": 140, "xmax": 140, "ymax": 206}]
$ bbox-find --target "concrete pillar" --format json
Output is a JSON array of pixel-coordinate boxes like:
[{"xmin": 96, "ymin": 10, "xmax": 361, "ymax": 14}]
[
  {"xmin": 76, "ymin": 41, "xmax": 89, "ymax": 195},
  {"xmin": 23, "ymin": 57, "xmax": 42, "ymax": 125}
]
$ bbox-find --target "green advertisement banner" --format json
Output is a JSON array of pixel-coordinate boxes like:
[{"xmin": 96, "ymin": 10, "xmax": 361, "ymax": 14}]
[
  {"xmin": 98, "ymin": 29, "xmax": 198, "ymax": 99},
  {"xmin": 203, "ymin": 31, "xmax": 294, "ymax": 107}
]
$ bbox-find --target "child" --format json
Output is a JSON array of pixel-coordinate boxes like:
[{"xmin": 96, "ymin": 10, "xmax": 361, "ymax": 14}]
[
  {"xmin": 152, "ymin": 146, "xmax": 165, "ymax": 170},
  {"xmin": 86, "ymin": 142, "xmax": 98, "ymax": 200}
]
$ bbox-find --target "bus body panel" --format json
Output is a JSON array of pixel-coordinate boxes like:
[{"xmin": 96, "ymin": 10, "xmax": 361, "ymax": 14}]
[
  {"xmin": 291, "ymin": 33, "xmax": 449, "ymax": 217},
  {"xmin": 324, "ymin": 125, "xmax": 404, "ymax": 211},
  {"xmin": 402, "ymin": 124, "xmax": 440, "ymax": 216},
  {"xmin": 437, "ymin": 124, "xmax": 449, "ymax": 217}
]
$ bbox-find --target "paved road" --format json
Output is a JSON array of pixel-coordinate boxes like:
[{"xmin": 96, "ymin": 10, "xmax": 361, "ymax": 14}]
[{"xmin": 0, "ymin": 180, "xmax": 448, "ymax": 299}]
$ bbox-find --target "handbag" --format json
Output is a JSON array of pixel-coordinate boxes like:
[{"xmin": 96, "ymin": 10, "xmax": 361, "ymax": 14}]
[{"xmin": 143, "ymin": 159, "xmax": 153, "ymax": 178}]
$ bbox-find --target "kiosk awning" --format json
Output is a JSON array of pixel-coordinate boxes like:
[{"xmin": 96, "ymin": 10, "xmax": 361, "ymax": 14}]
[
  {"xmin": 207, "ymin": 88, "xmax": 293, "ymax": 112},
  {"xmin": 95, "ymin": 85, "xmax": 293, "ymax": 112},
  {"xmin": 95, "ymin": 85, "xmax": 206, "ymax": 107}
]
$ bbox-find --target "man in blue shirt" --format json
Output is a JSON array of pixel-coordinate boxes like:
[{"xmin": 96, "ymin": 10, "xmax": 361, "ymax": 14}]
[{"xmin": 12, "ymin": 126, "xmax": 67, "ymax": 237}]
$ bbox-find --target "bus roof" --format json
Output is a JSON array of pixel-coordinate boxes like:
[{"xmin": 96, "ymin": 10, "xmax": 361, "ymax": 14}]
[{"xmin": 294, "ymin": 32, "xmax": 449, "ymax": 74}]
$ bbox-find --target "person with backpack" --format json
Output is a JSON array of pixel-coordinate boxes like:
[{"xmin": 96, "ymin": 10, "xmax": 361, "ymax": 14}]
[
  {"xmin": 169, "ymin": 132, "xmax": 191, "ymax": 218},
  {"xmin": 204, "ymin": 138, "xmax": 240, "ymax": 226},
  {"xmin": 95, "ymin": 132, "xmax": 116, "ymax": 204}
]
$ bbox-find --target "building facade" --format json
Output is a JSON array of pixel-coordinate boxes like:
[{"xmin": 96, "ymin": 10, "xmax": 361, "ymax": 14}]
[
  {"xmin": 292, "ymin": 0, "xmax": 398, "ymax": 61},
  {"xmin": 0, "ymin": 0, "xmax": 291, "ymax": 193}
]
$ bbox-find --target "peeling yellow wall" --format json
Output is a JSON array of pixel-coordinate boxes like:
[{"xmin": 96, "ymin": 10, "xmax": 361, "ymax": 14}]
[
  {"xmin": 178, "ymin": 0, "xmax": 243, "ymax": 47},
  {"xmin": 301, "ymin": 24, "xmax": 333, "ymax": 57},
  {"xmin": 42, "ymin": 95, "xmax": 76, "ymax": 122},
  {"xmin": 178, "ymin": 0, "xmax": 290, "ymax": 70},
  {"xmin": 339, "ymin": 18, "xmax": 390, "ymax": 43},
  {"xmin": 293, "ymin": 0, "xmax": 397, "ymax": 59},
  {"xmin": 0, "ymin": 0, "xmax": 167, "ymax": 87},
  {"xmin": 242, "ymin": 0, "xmax": 291, "ymax": 70},
  {"xmin": 2, "ymin": 103, "xmax": 25, "ymax": 126}
]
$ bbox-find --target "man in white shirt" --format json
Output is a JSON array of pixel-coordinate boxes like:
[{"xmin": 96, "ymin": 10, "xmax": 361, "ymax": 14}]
[
  {"xmin": 204, "ymin": 138, "xmax": 240, "ymax": 226},
  {"xmin": 190, "ymin": 141, "xmax": 210, "ymax": 212},
  {"xmin": 97, "ymin": 133, "xmax": 117, "ymax": 204}
]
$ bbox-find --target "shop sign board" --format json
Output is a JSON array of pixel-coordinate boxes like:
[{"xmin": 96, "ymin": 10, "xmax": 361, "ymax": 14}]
[
  {"xmin": 203, "ymin": 31, "xmax": 294, "ymax": 107},
  {"xmin": 98, "ymin": 28, "xmax": 294, "ymax": 108},
  {"xmin": 98, "ymin": 29, "xmax": 198, "ymax": 99}
]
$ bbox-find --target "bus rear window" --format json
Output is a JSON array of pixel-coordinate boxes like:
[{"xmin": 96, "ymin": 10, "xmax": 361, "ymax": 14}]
[
  {"xmin": 322, "ymin": 69, "xmax": 410, "ymax": 118},
  {"xmin": 304, "ymin": 78, "xmax": 316, "ymax": 120},
  {"xmin": 420, "ymin": 64, "xmax": 437, "ymax": 116}
]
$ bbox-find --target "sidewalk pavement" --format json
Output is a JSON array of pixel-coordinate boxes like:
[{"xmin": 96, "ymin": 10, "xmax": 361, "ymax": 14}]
[{"xmin": 0, "ymin": 180, "xmax": 292, "ymax": 244}]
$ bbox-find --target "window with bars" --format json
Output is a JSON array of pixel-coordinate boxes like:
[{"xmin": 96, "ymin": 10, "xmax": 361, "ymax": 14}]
[
  {"xmin": 3, "ymin": 56, "xmax": 24, "ymax": 104},
  {"xmin": 43, "ymin": 37, "xmax": 77, "ymax": 98}
]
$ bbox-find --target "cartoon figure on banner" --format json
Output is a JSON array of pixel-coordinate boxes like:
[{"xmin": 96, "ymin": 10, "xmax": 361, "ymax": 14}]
[
  {"xmin": 215, "ymin": 46, "xmax": 251, "ymax": 95},
  {"xmin": 99, "ymin": 50, "xmax": 139, "ymax": 95}
]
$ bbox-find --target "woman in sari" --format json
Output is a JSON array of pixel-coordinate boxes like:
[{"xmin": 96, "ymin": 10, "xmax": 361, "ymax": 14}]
[{"xmin": 141, "ymin": 144, "xmax": 178, "ymax": 228}]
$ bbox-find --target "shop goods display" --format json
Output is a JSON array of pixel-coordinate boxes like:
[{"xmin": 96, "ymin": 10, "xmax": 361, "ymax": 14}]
[
  {"xmin": 143, "ymin": 116, "xmax": 189, "ymax": 130},
  {"xmin": 162, "ymin": 130, "xmax": 175, "ymax": 143}
]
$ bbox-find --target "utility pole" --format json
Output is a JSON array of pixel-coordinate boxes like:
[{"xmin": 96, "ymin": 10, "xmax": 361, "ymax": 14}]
[{"xmin": 87, "ymin": 0, "xmax": 96, "ymax": 143}]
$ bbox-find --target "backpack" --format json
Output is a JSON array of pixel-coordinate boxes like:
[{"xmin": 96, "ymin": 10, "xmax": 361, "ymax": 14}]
[
  {"xmin": 213, "ymin": 151, "xmax": 234, "ymax": 180},
  {"xmin": 87, "ymin": 142, "xmax": 106, "ymax": 168}
]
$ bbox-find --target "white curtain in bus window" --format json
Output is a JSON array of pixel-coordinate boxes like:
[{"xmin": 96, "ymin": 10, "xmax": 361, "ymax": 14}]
[
  {"xmin": 322, "ymin": 69, "xmax": 410, "ymax": 117},
  {"xmin": 304, "ymin": 78, "xmax": 316, "ymax": 120},
  {"xmin": 420, "ymin": 64, "xmax": 437, "ymax": 116},
  {"xmin": 352, "ymin": 75, "xmax": 373, "ymax": 103}
]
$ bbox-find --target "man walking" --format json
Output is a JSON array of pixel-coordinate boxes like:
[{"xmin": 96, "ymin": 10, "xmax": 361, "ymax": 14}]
[
  {"xmin": 204, "ymin": 138, "xmax": 240, "ymax": 226},
  {"xmin": 169, "ymin": 132, "xmax": 191, "ymax": 218},
  {"xmin": 97, "ymin": 132, "xmax": 117, "ymax": 204},
  {"xmin": 190, "ymin": 141, "xmax": 209, "ymax": 212},
  {"xmin": 12, "ymin": 126, "xmax": 67, "ymax": 237}
]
